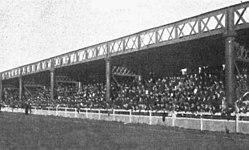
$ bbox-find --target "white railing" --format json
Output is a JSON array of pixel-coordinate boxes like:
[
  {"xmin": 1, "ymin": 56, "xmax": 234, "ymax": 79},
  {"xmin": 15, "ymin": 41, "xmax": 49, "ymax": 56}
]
[
  {"xmin": 2, "ymin": 106, "xmax": 249, "ymax": 134},
  {"xmin": 3, "ymin": 105, "xmax": 249, "ymax": 117}
]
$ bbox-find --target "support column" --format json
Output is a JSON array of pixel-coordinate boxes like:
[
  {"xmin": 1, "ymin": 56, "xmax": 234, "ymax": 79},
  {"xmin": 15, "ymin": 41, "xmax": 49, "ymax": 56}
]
[
  {"xmin": 50, "ymin": 68, "xmax": 55, "ymax": 102},
  {"xmin": 0, "ymin": 75, "xmax": 3, "ymax": 103},
  {"xmin": 225, "ymin": 33, "xmax": 236, "ymax": 107},
  {"xmin": 224, "ymin": 7, "xmax": 236, "ymax": 107},
  {"xmin": 19, "ymin": 76, "xmax": 23, "ymax": 102},
  {"xmin": 105, "ymin": 58, "xmax": 111, "ymax": 107}
]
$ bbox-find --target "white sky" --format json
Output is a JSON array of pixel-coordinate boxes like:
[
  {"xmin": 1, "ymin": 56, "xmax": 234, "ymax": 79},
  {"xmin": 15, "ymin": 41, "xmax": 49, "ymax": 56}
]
[{"xmin": 0, "ymin": 0, "xmax": 247, "ymax": 72}]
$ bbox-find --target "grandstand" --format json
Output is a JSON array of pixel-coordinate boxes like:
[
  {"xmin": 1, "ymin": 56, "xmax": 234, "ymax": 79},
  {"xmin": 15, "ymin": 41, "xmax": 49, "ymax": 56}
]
[{"xmin": 1, "ymin": 2, "xmax": 249, "ymax": 133}]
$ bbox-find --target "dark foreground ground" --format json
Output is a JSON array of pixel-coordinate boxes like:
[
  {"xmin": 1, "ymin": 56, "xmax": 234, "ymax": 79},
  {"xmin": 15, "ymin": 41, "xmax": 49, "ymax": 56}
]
[{"xmin": 1, "ymin": 112, "xmax": 249, "ymax": 150}]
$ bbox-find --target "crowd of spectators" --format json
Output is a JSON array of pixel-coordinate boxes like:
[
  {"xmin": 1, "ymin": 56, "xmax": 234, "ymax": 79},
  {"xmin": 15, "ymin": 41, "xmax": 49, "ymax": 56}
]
[
  {"xmin": 55, "ymin": 83, "xmax": 106, "ymax": 108},
  {"xmin": 3, "ymin": 88, "xmax": 19, "ymax": 107},
  {"xmin": 113, "ymin": 72, "xmax": 226, "ymax": 114},
  {"xmin": 2, "ymin": 66, "xmax": 249, "ymax": 114},
  {"xmin": 24, "ymin": 86, "xmax": 50, "ymax": 107}
]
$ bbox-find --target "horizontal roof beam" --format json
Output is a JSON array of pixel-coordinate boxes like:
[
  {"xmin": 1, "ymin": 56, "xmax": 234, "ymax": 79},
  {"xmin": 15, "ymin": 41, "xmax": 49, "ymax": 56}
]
[{"xmin": 1, "ymin": 2, "xmax": 249, "ymax": 80}]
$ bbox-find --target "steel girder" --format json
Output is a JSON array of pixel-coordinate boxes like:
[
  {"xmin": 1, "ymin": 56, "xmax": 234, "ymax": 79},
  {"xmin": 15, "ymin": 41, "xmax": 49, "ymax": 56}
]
[{"xmin": 1, "ymin": 2, "xmax": 249, "ymax": 80}]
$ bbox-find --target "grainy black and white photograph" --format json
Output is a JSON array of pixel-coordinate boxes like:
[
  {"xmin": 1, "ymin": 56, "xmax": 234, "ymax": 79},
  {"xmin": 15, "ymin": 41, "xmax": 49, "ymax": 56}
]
[{"xmin": 1, "ymin": 0, "xmax": 249, "ymax": 149}]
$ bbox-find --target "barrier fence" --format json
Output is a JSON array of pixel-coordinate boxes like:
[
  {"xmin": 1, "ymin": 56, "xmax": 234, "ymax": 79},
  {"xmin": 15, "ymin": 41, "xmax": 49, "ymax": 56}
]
[{"xmin": 2, "ymin": 106, "xmax": 249, "ymax": 134}]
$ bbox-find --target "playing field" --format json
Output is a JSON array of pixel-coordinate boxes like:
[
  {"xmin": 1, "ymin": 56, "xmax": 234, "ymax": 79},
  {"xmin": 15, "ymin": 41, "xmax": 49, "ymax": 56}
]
[{"xmin": 1, "ymin": 112, "xmax": 249, "ymax": 150}]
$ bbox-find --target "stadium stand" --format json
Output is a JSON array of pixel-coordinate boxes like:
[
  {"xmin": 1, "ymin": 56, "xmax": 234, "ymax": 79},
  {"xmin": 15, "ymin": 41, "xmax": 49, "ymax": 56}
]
[
  {"xmin": 2, "ymin": 65, "xmax": 248, "ymax": 115},
  {"xmin": 2, "ymin": 2, "xmax": 249, "ymax": 135}
]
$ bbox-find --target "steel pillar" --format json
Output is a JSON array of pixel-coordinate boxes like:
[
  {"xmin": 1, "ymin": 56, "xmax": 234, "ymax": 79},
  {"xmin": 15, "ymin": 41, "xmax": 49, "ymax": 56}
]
[
  {"xmin": 19, "ymin": 76, "xmax": 23, "ymax": 102},
  {"xmin": 105, "ymin": 58, "xmax": 111, "ymax": 106},
  {"xmin": 50, "ymin": 69, "xmax": 55, "ymax": 102},
  {"xmin": 224, "ymin": 7, "xmax": 236, "ymax": 107},
  {"xmin": 0, "ymin": 75, "xmax": 2, "ymax": 103},
  {"xmin": 225, "ymin": 34, "xmax": 236, "ymax": 106}
]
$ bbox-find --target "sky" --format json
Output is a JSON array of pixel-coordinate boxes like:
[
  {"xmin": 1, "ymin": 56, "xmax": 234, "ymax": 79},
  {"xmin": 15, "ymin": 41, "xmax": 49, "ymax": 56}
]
[{"xmin": 0, "ymin": 0, "xmax": 247, "ymax": 72}]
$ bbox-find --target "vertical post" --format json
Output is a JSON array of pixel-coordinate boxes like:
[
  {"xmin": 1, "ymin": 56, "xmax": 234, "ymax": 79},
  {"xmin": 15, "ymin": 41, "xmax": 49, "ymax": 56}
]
[
  {"xmin": 129, "ymin": 109, "xmax": 132, "ymax": 123},
  {"xmin": 98, "ymin": 109, "xmax": 101, "ymax": 120},
  {"xmin": 0, "ymin": 74, "xmax": 2, "ymax": 103},
  {"xmin": 155, "ymin": 29, "xmax": 159, "ymax": 43},
  {"xmin": 198, "ymin": 18, "xmax": 203, "ymax": 34},
  {"xmin": 137, "ymin": 34, "xmax": 141, "ymax": 49},
  {"xmin": 19, "ymin": 76, "xmax": 23, "ymax": 103},
  {"xmin": 200, "ymin": 113, "xmax": 203, "ymax": 131},
  {"xmin": 50, "ymin": 68, "xmax": 55, "ymax": 104},
  {"xmin": 106, "ymin": 43, "xmax": 111, "ymax": 109},
  {"xmin": 172, "ymin": 112, "xmax": 176, "ymax": 127},
  {"xmin": 56, "ymin": 105, "xmax": 58, "ymax": 116},
  {"xmin": 75, "ymin": 108, "xmax": 77, "ymax": 118},
  {"xmin": 224, "ymin": 7, "xmax": 236, "ymax": 108},
  {"xmin": 225, "ymin": 35, "xmax": 236, "ymax": 106},
  {"xmin": 123, "ymin": 39, "xmax": 126, "ymax": 51},
  {"xmin": 113, "ymin": 109, "xmax": 115, "ymax": 121},
  {"xmin": 149, "ymin": 110, "xmax": 152, "ymax": 125},
  {"xmin": 65, "ymin": 107, "xmax": 67, "ymax": 117},
  {"xmin": 175, "ymin": 25, "xmax": 178, "ymax": 39},
  {"xmin": 236, "ymin": 113, "xmax": 239, "ymax": 133},
  {"xmin": 86, "ymin": 108, "xmax": 88, "ymax": 118},
  {"xmin": 48, "ymin": 107, "xmax": 50, "ymax": 115},
  {"xmin": 34, "ymin": 106, "xmax": 36, "ymax": 114},
  {"xmin": 106, "ymin": 59, "xmax": 111, "ymax": 103}
]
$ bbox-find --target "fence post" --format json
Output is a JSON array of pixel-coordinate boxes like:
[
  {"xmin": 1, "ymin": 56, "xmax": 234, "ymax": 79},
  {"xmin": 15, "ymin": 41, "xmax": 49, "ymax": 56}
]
[
  {"xmin": 86, "ymin": 108, "xmax": 88, "ymax": 118},
  {"xmin": 34, "ymin": 107, "xmax": 36, "ymax": 114},
  {"xmin": 75, "ymin": 108, "xmax": 77, "ymax": 118},
  {"xmin": 236, "ymin": 113, "xmax": 239, "ymax": 133},
  {"xmin": 149, "ymin": 110, "xmax": 152, "ymax": 125},
  {"xmin": 129, "ymin": 109, "xmax": 132, "ymax": 123},
  {"xmin": 56, "ymin": 106, "xmax": 58, "ymax": 116},
  {"xmin": 113, "ymin": 109, "xmax": 115, "ymax": 121},
  {"xmin": 200, "ymin": 113, "xmax": 203, "ymax": 131},
  {"xmin": 172, "ymin": 112, "xmax": 176, "ymax": 127},
  {"xmin": 41, "ymin": 108, "xmax": 44, "ymax": 115},
  {"xmin": 98, "ymin": 109, "xmax": 101, "ymax": 120},
  {"xmin": 48, "ymin": 107, "xmax": 50, "ymax": 115}
]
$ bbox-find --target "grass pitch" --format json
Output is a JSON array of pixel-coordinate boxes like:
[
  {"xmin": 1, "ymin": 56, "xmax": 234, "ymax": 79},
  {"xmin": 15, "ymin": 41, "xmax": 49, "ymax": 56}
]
[{"xmin": 1, "ymin": 112, "xmax": 249, "ymax": 150}]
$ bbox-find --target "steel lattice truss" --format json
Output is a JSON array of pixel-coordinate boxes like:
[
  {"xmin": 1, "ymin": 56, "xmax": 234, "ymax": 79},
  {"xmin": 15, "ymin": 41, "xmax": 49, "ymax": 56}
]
[{"xmin": 1, "ymin": 2, "xmax": 249, "ymax": 80}]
